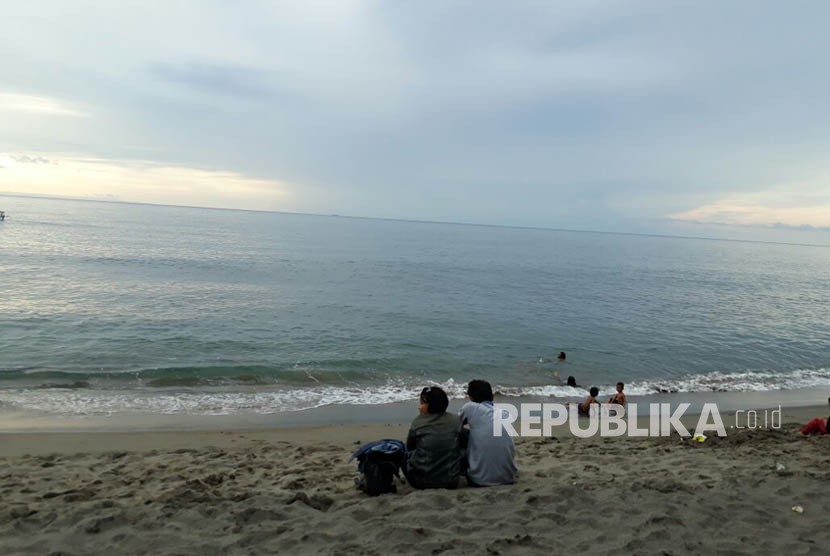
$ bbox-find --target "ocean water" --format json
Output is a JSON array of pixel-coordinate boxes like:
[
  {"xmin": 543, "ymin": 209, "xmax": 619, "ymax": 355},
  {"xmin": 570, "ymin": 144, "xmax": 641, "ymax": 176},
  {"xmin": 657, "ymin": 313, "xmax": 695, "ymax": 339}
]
[{"xmin": 1, "ymin": 194, "xmax": 829, "ymax": 416}]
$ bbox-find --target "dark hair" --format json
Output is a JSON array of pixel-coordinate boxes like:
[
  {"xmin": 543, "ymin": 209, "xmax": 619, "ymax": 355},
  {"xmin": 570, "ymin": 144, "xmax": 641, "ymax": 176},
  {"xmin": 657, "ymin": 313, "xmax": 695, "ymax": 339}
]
[
  {"xmin": 467, "ymin": 379, "xmax": 494, "ymax": 403},
  {"xmin": 589, "ymin": 386, "xmax": 599, "ymax": 397},
  {"xmin": 557, "ymin": 352, "xmax": 566, "ymax": 360},
  {"xmin": 420, "ymin": 386, "xmax": 449, "ymax": 414},
  {"xmin": 566, "ymin": 376, "xmax": 577, "ymax": 387},
  {"xmin": 616, "ymin": 382, "xmax": 624, "ymax": 388}
]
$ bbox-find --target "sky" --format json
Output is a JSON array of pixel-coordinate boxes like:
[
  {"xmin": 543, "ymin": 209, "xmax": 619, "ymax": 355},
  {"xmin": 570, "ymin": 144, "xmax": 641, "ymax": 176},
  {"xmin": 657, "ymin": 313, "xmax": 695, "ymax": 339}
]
[{"xmin": 1, "ymin": 1, "xmax": 829, "ymax": 243}]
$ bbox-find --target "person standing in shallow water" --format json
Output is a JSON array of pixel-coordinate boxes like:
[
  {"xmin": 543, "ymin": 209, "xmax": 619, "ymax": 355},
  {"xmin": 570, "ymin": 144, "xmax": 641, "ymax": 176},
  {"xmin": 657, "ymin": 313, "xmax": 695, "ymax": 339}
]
[{"xmin": 552, "ymin": 351, "xmax": 567, "ymax": 384}]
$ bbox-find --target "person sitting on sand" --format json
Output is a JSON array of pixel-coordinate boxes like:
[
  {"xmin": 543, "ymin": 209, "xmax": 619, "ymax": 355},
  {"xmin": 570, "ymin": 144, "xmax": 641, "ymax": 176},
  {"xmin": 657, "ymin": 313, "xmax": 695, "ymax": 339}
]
[
  {"xmin": 576, "ymin": 386, "xmax": 600, "ymax": 416},
  {"xmin": 608, "ymin": 382, "xmax": 626, "ymax": 406},
  {"xmin": 459, "ymin": 380, "xmax": 517, "ymax": 487},
  {"xmin": 800, "ymin": 415, "xmax": 829, "ymax": 435},
  {"xmin": 404, "ymin": 386, "xmax": 462, "ymax": 489}
]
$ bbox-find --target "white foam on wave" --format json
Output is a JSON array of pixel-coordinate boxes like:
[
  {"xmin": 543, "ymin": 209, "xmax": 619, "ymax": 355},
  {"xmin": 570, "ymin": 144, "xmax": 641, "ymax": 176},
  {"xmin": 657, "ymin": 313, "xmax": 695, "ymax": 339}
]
[
  {"xmin": 502, "ymin": 368, "xmax": 830, "ymax": 398},
  {"xmin": 628, "ymin": 367, "xmax": 830, "ymax": 395},
  {"xmin": 1, "ymin": 368, "xmax": 828, "ymax": 416},
  {"xmin": 0, "ymin": 377, "xmax": 466, "ymax": 416}
]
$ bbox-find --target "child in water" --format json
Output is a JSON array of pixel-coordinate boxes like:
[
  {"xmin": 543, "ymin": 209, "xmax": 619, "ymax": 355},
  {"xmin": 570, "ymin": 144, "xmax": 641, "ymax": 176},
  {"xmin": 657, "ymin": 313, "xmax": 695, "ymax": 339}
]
[
  {"xmin": 608, "ymin": 382, "xmax": 626, "ymax": 406},
  {"xmin": 577, "ymin": 386, "xmax": 600, "ymax": 416}
]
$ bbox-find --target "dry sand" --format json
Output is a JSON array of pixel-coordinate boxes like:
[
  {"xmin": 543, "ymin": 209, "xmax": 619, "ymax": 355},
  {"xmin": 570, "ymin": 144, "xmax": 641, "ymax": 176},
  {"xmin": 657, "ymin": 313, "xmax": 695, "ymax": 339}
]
[{"xmin": 1, "ymin": 411, "xmax": 828, "ymax": 555}]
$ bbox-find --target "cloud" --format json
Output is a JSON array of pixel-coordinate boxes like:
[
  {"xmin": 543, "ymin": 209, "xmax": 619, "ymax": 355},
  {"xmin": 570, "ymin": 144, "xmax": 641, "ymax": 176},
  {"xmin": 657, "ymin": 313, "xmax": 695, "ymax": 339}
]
[
  {"xmin": 669, "ymin": 179, "xmax": 830, "ymax": 229},
  {"xmin": 1, "ymin": 2, "xmax": 830, "ymax": 239},
  {"xmin": 11, "ymin": 154, "xmax": 52, "ymax": 164},
  {"xmin": 0, "ymin": 153, "xmax": 292, "ymax": 211},
  {"xmin": 150, "ymin": 62, "xmax": 284, "ymax": 99},
  {"xmin": 0, "ymin": 92, "xmax": 87, "ymax": 117}
]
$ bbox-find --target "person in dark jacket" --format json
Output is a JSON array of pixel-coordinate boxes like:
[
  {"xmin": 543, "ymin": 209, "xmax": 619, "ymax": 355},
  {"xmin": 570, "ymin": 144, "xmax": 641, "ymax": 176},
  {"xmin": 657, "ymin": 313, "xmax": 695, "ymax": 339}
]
[{"xmin": 404, "ymin": 386, "xmax": 462, "ymax": 489}]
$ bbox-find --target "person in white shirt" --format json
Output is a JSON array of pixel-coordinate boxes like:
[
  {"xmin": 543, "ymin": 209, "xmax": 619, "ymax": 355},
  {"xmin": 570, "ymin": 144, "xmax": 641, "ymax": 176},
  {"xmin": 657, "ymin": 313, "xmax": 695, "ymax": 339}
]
[{"xmin": 458, "ymin": 379, "xmax": 517, "ymax": 486}]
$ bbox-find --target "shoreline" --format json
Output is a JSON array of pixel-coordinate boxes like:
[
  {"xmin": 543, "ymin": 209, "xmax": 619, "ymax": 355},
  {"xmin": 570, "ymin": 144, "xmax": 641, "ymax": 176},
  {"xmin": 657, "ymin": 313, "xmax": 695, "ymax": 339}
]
[
  {"xmin": 1, "ymin": 401, "xmax": 826, "ymax": 458},
  {"xmin": 1, "ymin": 387, "xmax": 827, "ymax": 435}
]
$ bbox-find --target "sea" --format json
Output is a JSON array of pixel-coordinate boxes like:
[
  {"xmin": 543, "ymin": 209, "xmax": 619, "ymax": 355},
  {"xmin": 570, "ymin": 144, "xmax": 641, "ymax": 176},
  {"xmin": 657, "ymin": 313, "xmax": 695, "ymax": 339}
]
[{"xmin": 1, "ymin": 194, "xmax": 829, "ymax": 422}]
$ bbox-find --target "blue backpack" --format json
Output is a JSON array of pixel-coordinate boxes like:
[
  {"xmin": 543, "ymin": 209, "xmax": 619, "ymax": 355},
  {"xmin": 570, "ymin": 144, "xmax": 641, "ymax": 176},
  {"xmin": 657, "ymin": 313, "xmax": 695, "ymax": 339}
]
[{"xmin": 350, "ymin": 439, "xmax": 406, "ymax": 496}]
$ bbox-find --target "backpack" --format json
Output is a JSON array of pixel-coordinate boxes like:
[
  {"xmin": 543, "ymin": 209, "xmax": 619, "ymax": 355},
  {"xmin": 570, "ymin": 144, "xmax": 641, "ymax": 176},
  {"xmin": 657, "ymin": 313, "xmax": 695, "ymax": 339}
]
[{"xmin": 350, "ymin": 439, "xmax": 406, "ymax": 496}]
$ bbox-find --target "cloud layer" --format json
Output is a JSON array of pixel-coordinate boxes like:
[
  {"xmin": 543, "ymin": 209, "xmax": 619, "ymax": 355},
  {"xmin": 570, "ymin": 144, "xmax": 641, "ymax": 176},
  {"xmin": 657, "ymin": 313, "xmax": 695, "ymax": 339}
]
[
  {"xmin": 0, "ymin": 153, "xmax": 289, "ymax": 210},
  {"xmin": 1, "ymin": 1, "xmax": 828, "ymax": 240}
]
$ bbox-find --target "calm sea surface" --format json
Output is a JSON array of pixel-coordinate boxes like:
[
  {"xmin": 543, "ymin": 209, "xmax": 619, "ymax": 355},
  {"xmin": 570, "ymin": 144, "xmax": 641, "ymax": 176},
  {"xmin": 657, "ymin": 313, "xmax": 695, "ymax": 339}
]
[{"xmin": 1, "ymin": 195, "xmax": 829, "ymax": 415}]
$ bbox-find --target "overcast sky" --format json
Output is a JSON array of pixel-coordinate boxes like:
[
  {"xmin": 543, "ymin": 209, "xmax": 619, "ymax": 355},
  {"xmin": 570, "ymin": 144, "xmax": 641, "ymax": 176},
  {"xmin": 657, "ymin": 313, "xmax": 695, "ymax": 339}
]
[{"xmin": 1, "ymin": 1, "xmax": 829, "ymax": 242}]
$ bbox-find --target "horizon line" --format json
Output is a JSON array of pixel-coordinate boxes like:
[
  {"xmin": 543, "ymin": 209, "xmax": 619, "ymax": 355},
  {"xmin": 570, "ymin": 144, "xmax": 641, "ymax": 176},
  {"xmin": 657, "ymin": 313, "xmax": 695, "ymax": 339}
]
[{"xmin": 1, "ymin": 190, "xmax": 828, "ymax": 249}]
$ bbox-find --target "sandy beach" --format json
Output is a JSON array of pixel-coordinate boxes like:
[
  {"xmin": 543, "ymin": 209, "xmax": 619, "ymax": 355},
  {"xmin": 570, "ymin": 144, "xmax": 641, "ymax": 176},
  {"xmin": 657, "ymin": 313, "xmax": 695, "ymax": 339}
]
[{"xmin": 1, "ymin": 404, "xmax": 828, "ymax": 555}]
